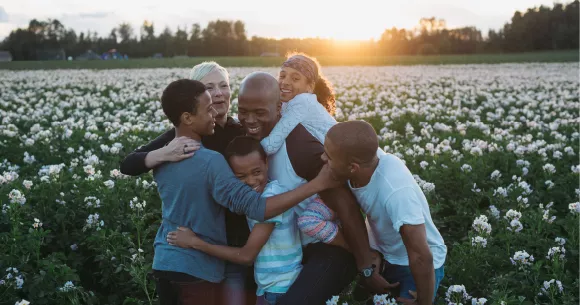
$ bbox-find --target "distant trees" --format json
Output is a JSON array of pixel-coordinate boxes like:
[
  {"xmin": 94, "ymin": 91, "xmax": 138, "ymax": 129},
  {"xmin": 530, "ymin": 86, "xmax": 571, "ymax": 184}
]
[{"xmin": 1, "ymin": 1, "xmax": 578, "ymax": 60}]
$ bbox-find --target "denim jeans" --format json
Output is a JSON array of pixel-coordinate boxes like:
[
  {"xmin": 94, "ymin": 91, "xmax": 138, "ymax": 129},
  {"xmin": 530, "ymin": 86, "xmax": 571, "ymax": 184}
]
[
  {"xmin": 256, "ymin": 292, "xmax": 285, "ymax": 305},
  {"xmin": 277, "ymin": 242, "xmax": 357, "ymax": 305},
  {"xmin": 380, "ymin": 261, "xmax": 445, "ymax": 301},
  {"xmin": 352, "ymin": 261, "xmax": 445, "ymax": 303}
]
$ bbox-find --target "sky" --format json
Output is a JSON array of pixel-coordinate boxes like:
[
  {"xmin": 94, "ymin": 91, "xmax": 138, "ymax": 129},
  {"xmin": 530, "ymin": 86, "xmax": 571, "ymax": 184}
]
[{"xmin": 0, "ymin": 0, "xmax": 562, "ymax": 41}]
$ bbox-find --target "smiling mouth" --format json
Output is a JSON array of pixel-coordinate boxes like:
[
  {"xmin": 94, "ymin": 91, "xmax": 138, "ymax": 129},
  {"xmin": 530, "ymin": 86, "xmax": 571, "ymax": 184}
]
[
  {"xmin": 280, "ymin": 89, "xmax": 291, "ymax": 94},
  {"xmin": 247, "ymin": 126, "xmax": 260, "ymax": 134}
]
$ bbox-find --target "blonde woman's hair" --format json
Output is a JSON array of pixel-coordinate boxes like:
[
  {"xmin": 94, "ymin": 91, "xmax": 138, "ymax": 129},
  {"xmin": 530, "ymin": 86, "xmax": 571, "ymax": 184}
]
[{"xmin": 189, "ymin": 61, "xmax": 229, "ymax": 82}]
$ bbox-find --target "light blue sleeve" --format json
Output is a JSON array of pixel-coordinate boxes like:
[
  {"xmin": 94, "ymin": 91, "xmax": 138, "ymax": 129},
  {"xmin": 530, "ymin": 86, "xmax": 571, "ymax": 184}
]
[
  {"xmin": 260, "ymin": 93, "xmax": 313, "ymax": 155},
  {"xmin": 385, "ymin": 187, "xmax": 425, "ymax": 232},
  {"xmin": 248, "ymin": 181, "xmax": 288, "ymax": 226}
]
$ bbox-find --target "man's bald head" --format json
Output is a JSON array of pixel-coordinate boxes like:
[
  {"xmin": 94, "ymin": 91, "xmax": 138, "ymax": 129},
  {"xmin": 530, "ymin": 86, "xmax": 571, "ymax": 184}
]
[
  {"xmin": 327, "ymin": 120, "xmax": 379, "ymax": 165},
  {"xmin": 239, "ymin": 72, "xmax": 280, "ymax": 103},
  {"xmin": 237, "ymin": 72, "xmax": 282, "ymax": 140}
]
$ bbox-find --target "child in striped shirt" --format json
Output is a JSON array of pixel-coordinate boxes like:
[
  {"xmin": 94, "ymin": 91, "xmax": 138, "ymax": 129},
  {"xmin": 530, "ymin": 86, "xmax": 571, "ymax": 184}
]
[{"xmin": 167, "ymin": 136, "xmax": 303, "ymax": 305}]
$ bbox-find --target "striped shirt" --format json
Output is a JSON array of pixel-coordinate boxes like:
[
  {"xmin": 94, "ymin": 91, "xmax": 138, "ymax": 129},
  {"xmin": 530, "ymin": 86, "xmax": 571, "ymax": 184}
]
[{"xmin": 247, "ymin": 181, "xmax": 303, "ymax": 296}]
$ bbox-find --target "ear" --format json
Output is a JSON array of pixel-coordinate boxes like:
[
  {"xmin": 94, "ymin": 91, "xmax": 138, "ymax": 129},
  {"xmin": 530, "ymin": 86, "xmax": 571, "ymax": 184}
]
[
  {"xmin": 349, "ymin": 162, "xmax": 361, "ymax": 174},
  {"xmin": 180, "ymin": 112, "xmax": 193, "ymax": 126}
]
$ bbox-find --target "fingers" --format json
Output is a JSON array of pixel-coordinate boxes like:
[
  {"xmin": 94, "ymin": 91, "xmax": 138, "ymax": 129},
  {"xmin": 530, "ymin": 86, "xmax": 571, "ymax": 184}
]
[
  {"xmin": 177, "ymin": 152, "xmax": 195, "ymax": 160},
  {"xmin": 385, "ymin": 281, "xmax": 400, "ymax": 288}
]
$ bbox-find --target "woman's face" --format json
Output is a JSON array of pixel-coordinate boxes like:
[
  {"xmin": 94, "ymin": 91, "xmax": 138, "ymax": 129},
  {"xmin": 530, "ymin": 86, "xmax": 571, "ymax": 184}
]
[
  {"xmin": 278, "ymin": 66, "xmax": 314, "ymax": 102},
  {"xmin": 200, "ymin": 69, "xmax": 231, "ymax": 120}
]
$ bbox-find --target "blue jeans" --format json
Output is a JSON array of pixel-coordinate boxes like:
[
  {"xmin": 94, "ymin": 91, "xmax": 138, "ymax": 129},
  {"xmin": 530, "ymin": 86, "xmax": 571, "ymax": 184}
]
[
  {"xmin": 380, "ymin": 261, "xmax": 445, "ymax": 301},
  {"xmin": 256, "ymin": 292, "xmax": 285, "ymax": 305}
]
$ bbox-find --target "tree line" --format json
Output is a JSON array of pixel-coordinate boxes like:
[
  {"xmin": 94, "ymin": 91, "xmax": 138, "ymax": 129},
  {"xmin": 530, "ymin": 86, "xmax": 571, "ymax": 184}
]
[{"xmin": 2, "ymin": 1, "xmax": 578, "ymax": 61}]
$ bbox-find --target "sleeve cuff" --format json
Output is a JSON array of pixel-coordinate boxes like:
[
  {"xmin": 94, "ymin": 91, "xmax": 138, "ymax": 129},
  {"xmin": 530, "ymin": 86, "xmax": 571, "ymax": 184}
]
[{"xmin": 393, "ymin": 218, "xmax": 425, "ymax": 233}]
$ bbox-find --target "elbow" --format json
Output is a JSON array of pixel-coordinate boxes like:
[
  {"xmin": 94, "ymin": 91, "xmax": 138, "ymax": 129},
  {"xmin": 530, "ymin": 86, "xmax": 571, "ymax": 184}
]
[
  {"xmin": 239, "ymin": 251, "xmax": 257, "ymax": 266},
  {"xmin": 409, "ymin": 250, "xmax": 433, "ymax": 270}
]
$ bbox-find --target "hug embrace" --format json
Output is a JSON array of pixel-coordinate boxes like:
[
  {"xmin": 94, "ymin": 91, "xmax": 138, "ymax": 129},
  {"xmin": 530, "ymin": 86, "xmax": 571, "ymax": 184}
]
[{"xmin": 119, "ymin": 53, "xmax": 447, "ymax": 305}]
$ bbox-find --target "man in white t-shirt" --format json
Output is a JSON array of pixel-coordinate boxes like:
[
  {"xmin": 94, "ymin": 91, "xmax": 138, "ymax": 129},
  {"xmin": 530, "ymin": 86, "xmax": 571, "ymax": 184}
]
[{"xmin": 319, "ymin": 120, "xmax": 447, "ymax": 305}]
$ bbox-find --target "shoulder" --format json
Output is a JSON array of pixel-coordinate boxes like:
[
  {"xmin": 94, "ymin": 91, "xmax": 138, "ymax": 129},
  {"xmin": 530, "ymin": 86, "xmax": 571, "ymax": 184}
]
[
  {"xmin": 378, "ymin": 153, "xmax": 415, "ymax": 185},
  {"xmin": 261, "ymin": 180, "xmax": 289, "ymax": 198}
]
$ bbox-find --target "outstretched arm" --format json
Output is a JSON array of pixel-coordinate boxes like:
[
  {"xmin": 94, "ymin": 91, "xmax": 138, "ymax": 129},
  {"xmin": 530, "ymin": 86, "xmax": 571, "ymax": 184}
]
[
  {"xmin": 167, "ymin": 224, "xmax": 275, "ymax": 266},
  {"xmin": 260, "ymin": 94, "xmax": 312, "ymax": 155}
]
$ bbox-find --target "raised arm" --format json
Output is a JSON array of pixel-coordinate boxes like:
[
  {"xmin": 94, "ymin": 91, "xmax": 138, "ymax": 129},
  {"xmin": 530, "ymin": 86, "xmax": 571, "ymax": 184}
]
[
  {"xmin": 119, "ymin": 128, "xmax": 199, "ymax": 175},
  {"xmin": 167, "ymin": 224, "xmax": 275, "ymax": 266},
  {"xmin": 260, "ymin": 93, "xmax": 312, "ymax": 155}
]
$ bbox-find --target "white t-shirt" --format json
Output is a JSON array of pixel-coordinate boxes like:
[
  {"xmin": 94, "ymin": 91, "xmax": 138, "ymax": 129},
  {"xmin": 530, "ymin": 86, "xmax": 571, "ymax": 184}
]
[{"xmin": 349, "ymin": 153, "xmax": 447, "ymax": 268}]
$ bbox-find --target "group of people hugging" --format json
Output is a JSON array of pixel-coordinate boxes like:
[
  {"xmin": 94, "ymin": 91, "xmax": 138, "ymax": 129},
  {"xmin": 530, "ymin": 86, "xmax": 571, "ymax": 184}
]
[{"xmin": 119, "ymin": 53, "xmax": 447, "ymax": 305}]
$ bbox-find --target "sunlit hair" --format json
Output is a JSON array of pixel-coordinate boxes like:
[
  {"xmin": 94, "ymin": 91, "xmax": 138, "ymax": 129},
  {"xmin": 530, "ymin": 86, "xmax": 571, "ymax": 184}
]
[
  {"xmin": 284, "ymin": 51, "xmax": 336, "ymax": 116},
  {"xmin": 189, "ymin": 61, "xmax": 229, "ymax": 82}
]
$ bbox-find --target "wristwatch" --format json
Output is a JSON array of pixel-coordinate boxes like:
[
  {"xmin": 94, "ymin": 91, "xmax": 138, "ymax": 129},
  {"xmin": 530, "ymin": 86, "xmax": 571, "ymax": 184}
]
[{"xmin": 359, "ymin": 264, "xmax": 376, "ymax": 278}]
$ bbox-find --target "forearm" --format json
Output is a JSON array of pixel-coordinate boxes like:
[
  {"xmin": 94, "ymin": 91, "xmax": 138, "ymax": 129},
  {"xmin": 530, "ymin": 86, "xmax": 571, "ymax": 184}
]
[
  {"xmin": 409, "ymin": 254, "xmax": 435, "ymax": 305},
  {"xmin": 144, "ymin": 148, "xmax": 168, "ymax": 169},
  {"xmin": 264, "ymin": 180, "xmax": 323, "ymax": 219},
  {"xmin": 197, "ymin": 242, "xmax": 255, "ymax": 266}
]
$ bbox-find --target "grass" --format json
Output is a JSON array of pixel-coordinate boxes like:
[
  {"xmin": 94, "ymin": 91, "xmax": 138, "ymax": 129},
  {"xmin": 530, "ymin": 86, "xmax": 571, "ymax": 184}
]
[{"xmin": 0, "ymin": 50, "xmax": 577, "ymax": 70}]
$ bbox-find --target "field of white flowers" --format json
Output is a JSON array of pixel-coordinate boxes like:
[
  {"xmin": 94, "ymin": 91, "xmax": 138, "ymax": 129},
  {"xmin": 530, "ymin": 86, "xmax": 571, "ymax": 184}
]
[{"xmin": 0, "ymin": 63, "xmax": 578, "ymax": 305}]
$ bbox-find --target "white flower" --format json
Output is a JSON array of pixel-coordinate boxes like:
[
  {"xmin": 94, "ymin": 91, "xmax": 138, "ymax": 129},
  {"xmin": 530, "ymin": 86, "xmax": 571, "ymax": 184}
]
[
  {"xmin": 471, "ymin": 298, "xmax": 487, "ymax": 305},
  {"xmin": 22, "ymin": 180, "xmax": 33, "ymax": 189},
  {"xmin": 461, "ymin": 164, "xmax": 472, "ymax": 172},
  {"xmin": 472, "ymin": 215, "xmax": 491, "ymax": 235},
  {"xmin": 419, "ymin": 161, "xmax": 429, "ymax": 169},
  {"xmin": 59, "ymin": 281, "xmax": 75, "ymax": 292},
  {"xmin": 8, "ymin": 189, "xmax": 26, "ymax": 205},
  {"xmin": 490, "ymin": 170, "xmax": 502, "ymax": 181},
  {"xmin": 504, "ymin": 209, "xmax": 522, "ymax": 221},
  {"xmin": 546, "ymin": 246, "xmax": 565, "ymax": 261},
  {"xmin": 568, "ymin": 202, "xmax": 580, "ymax": 214},
  {"xmin": 471, "ymin": 236, "xmax": 487, "ymax": 248},
  {"xmin": 571, "ymin": 165, "xmax": 580, "ymax": 174},
  {"xmin": 445, "ymin": 285, "xmax": 471, "ymax": 304},
  {"xmin": 510, "ymin": 250, "xmax": 534, "ymax": 269},
  {"xmin": 373, "ymin": 294, "xmax": 397, "ymax": 305},
  {"xmin": 83, "ymin": 213, "xmax": 104, "ymax": 231},
  {"xmin": 15, "ymin": 300, "xmax": 30, "ymax": 305},
  {"xmin": 326, "ymin": 296, "xmax": 340, "ymax": 305},
  {"xmin": 471, "ymin": 183, "xmax": 481, "ymax": 193},
  {"xmin": 493, "ymin": 187, "xmax": 508, "ymax": 197},
  {"xmin": 545, "ymin": 180, "xmax": 554, "ymax": 189},
  {"xmin": 539, "ymin": 279, "xmax": 563, "ymax": 296},
  {"xmin": 70, "ymin": 244, "xmax": 78, "ymax": 251},
  {"xmin": 507, "ymin": 219, "xmax": 523, "ymax": 233},
  {"xmin": 104, "ymin": 180, "xmax": 115, "ymax": 189},
  {"xmin": 32, "ymin": 218, "xmax": 42, "ymax": 229},
  {"xmin": 488, "ymin": 205, "xmax": 500, "ymax": 219},
  {"xmin": 23, "ymin": 152, "xmax": 36, "ymax": 164},
  {"xmin": 542, "ymin": 163, "xmax": 556, "ymax": 174},
  {"xmin": 84, "ymin": 196, "xmax": 101, "ymax": 208},
  {"xmin": 555, "ymin": 237, "xmax": 566, "ymax": 246}
]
